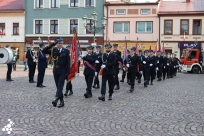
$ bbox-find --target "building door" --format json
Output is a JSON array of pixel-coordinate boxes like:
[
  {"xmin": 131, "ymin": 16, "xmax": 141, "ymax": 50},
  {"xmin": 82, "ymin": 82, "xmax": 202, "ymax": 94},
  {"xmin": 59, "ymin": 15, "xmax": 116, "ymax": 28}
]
[{"xmin": 165, "ymin": 49, "xmax": 172, "ymax": 55}]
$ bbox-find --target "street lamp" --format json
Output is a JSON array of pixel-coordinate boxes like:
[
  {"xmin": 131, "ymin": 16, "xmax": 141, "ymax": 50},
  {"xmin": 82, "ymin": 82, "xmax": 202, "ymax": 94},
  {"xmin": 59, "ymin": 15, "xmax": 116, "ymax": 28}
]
[{"xmin": 82, "ymin": 10, "xmax": 107, "ymax": 46}]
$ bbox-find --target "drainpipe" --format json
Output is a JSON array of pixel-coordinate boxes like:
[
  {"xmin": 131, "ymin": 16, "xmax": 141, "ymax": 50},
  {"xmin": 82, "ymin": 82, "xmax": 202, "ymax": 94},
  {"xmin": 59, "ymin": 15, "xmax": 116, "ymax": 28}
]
[
  {"xmin": 106, "ymin": 5, "xmax": 108, "ymax": 45},
  {"xmin": 158, "ymin": 15, "xmax": 160, "ymax": 50}
]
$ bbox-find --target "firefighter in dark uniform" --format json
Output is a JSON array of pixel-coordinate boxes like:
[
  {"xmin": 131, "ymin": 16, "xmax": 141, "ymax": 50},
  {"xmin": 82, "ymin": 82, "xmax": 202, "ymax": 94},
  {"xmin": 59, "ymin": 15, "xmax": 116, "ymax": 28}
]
[
  {"xmin": 141, "ymin": 50, "xmax": 150, "ymax": 87},
  {"xmin": 137, "ymin": 50, "xmax": 143, "ymax": 84},
  {"xmin": 120, "ymin": 50, "xmax": 130, "ymax": 83},
  {"xmin": 155, "ymin": 50, "xmax": 163, "ymax": 81},
  {"xmin": 173, "ymin": 54, "xmax": 180, "ymax": 76},
  {"xmin": 92, "ymin": 45, "xmax": 102, "ymax": 89},
  {"xmin": 162, "ymin": 52, "xmax": 168, "ymax": 80},
  {"xmin": 166, "ymin": 53, "xmax": 171, "ymax": 79},
  {"xmin": 81, "ymin": 45, "xmax": 96, "ymax": 98},
  {"xmin": 26, "ymin": 42, "xmax": 37, "ymax": 83},
  {"xmin": 42, "ymin": 38, "xmax": 70, "ymax": 108},
  {"xmin": 37, "ymin": 42, "xmax": 48, "ymax": 88},
  {"xmin": 149, "ymin": 50, "xmax": 156, "ymax": 85},
  {"xmin": 98, "ymin": 44, "xmax": 116, "ymax": 101},
  {"xmin": 112, "ymin": 44, "xmax": 121, "ymax": 90},
  {"xmin": 125, "ymin": 47, "xmax": 141, "ymax": 92},
  {"xmin": 64, "ymin": 45, "xmax": 73, "ymax": 97}
]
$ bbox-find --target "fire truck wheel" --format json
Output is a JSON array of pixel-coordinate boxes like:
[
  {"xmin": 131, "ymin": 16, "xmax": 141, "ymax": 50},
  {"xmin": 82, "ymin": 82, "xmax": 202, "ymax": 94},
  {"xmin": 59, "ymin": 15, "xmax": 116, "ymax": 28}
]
[{"xmin": 192, "ymin": 66, "xmax": 200, "ymax": 74}]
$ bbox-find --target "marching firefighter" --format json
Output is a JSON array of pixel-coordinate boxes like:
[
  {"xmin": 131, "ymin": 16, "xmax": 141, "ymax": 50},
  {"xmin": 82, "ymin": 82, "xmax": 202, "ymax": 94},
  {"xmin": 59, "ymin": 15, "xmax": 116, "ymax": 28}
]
[
  {"xmin": 141, "ymin": 50, "xmax": 150, "ymax": 87},
  {"xmin": 149, "ymin": 50, "xmax": 156, "ymax": 85},
  {"xmin": 120, "ymin": 50, "xmax": 130, "ymax": 83},
  {"xmin": 162, "ymin": 52, "xmax": 168, "ymax": 80},
  {"xmin": 156, "ymin": 50, "xmax": 163, "ymax": 81},
  {"xmin": 137, "ymin": 50, "xmax": 143, "ymax": 84}
]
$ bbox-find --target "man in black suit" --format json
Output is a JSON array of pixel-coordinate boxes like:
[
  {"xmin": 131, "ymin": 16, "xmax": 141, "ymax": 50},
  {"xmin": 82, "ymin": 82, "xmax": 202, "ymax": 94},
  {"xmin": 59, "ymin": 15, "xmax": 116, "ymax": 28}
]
[
  {"xmin": 37, "ymin": 42, "xmax": 48, "ymax": 88},
  {"xmin": 98, "ymin": 44, "xmax": 116, "ymax": 101},
  {"xmin": 92, "ymin": 45, "xmax": 102, "ymax": 89},
  {"xmin": 149, "ymin": 50, "xmax": 156, "ymax": 85},
  {"xmin": 81, "ymin": 45, "xmax": 96, "ymax": 98},
  {"xmin": 141, "ymin": 50, "xmax": 151, "ymax": 87},
  {"xmin": 6, "ymin": 45, "xmax": 14, "ymax": 81},
  {"xmin": 125, "ymin": 47, "xmax": 141, "ymax": 92},
  {"xmin": 137, "ymin": 50, "xmax": 143, "ymax": 84},
  {"xmin": 43, "ymin": 38, "xmax": 70, "ymax": 108},
  {"xmin": 162, "ymin": 52, "xmax": 168, "ymax": 80},
  {"xmin": 155, "ymin": 50, "xmax": 163, "ymax": 81},
  {"xmin": 26, "ymin": 42, "xmax": 37, "ymax": 83},
  {"xmin": 112, "ymin": 44, "xmax": 121, "ymax": 90}
]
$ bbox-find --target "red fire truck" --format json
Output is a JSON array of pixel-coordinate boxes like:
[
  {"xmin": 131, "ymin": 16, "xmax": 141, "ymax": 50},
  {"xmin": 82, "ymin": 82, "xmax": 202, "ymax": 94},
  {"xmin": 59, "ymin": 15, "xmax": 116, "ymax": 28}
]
[{"xmin": 180, "ymin": 48, "xmax": 204, "ymax": 73}]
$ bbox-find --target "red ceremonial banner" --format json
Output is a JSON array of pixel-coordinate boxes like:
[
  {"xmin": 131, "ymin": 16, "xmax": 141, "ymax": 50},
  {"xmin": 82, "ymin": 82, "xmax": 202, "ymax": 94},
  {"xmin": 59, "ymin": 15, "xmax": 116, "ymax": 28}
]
[{"xmin": 67, "ymin": 34, "xmax": 78, "ymax": 82}]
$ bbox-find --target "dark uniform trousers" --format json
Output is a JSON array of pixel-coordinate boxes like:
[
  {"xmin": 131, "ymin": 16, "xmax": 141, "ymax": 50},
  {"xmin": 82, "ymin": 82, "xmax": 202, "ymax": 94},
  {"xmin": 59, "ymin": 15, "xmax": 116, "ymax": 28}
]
[
  {"xmin": 94, "ymin": 73, "xmax": 99, "ymax": 85},
  {"xmin": 26, "ymin": 49, "xmax": 37, "ymax": 81},
  {"xmin": 37, "ymin": 50, "xmax": 47, "ymax": 86},
  {"xmin": 43, "ymin": 45, "xmax": 70, "ymax": 100},
  {"xmin": 7, "ymin": 63, "xmax": 12, "ymax": 80},
  {"xmin": 157, "ymin": 66, "xmax": 163, "ymax": 79},
  {"xmin": 83, "ymin": 54, "xmax": 96, "ymax": 92},
  {"xmin": 100, "ymin": 53, "xmax": 116, "ymax": 95},
  {"xmin": 129, "ymin": 71, "xmax": 136, "ymax": 87},
  {"xmin": 143, "ymin": 68, "xmax": 150, "ymax": 82},
  {"xmin": 66, "ymin": 81, "xmax": 72, "ymax": 90},
  {"xmin": 163, "ymin": 66, "xmax": 167, "ymax": 79},
  {"xmin": 150, "ymin": 68, "xmax": 155, "ymax": 82},
  {"xmin": 114, "ymin": 67, "xmax": 119, "ymax": 86}
]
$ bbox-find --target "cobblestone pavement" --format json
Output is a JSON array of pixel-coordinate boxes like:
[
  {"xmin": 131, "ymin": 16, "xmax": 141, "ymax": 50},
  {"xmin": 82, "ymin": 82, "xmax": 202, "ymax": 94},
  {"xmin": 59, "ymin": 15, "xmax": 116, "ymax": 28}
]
[{"xmin": 0, "ymin": 66, "xmax": 204, "ymax": 136}]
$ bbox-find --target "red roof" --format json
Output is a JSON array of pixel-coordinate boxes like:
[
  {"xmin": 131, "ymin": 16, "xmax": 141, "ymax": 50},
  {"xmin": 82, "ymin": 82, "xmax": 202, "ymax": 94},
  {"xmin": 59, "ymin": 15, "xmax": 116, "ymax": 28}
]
[
  {"xmin": 0, "ymin": 0, "xmax": 24, "ymax": 12},
  {"xmin": 158, "ymin": 0, "xmax": 204, "ymax": 14}
]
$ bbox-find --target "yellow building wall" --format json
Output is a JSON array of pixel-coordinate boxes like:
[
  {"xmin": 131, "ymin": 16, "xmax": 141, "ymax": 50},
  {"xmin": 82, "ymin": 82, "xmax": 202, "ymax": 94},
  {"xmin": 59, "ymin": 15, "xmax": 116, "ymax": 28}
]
[{"xmin": 109, "ymin": 41, "xmax": 157, "ymax": 55}]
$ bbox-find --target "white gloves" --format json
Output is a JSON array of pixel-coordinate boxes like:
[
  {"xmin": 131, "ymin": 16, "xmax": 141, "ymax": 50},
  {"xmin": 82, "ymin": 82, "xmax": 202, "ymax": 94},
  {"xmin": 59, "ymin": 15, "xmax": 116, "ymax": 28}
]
[
  {"xmin": 95, "ymin": 60, "xmax": 99, "ymax": 63},
  {"xmin": 126, "ymin": 64, "xmax": 130, "ymax": 67},
  {"xmin": 143, "ymin": 61, "xmax": 146, "ymax": 64},
  {"xmin": 176, "ymin": 65, "xmax": 178, "ymax": 67},
  {"xmin": 156, "ymin": 67, "xmax": 159, "ymax": 71},
  {"xmin": 76, "ymin": 73, "xmax": 79, "ymax": 77},
  {"xmin": 157, "ymin": 61, "xmax": 159, "ymax": 63},
  {"xmin": 174, "ymin": 66, "xmax": 175, "ymax": 68},
  {"xmin": 167, "ymin": 63, "xmax": 169, "ymax": 66},
  {"xmin": 101, "ymin": 65, "xmax": 106, "ymax": 69},
  {"xmin": 140, "ymin": 71, "xmax": 143, "ymax": 74},
  {"xmin": 164, "ymin": 66, "xmax": 165, "ymax": 69},
  {"xmin": 150, "ymin": 64, "xmax": 153, "ymax": 67},
  {"xmin": 95, "ymin": 72, "xmax": 98, "ymax": 76}
]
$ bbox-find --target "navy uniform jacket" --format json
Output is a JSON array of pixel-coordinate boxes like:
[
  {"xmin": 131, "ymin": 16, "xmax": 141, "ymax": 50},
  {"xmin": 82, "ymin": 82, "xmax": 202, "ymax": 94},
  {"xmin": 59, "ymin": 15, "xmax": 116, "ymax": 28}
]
[
  {"xmin": 163, "ymin": 57, "xmax": 168, "ymax": 67},
  {"xmin": 42, "ymin": 45, "xmax": 70, "ymax": 75},
  {"xmin": 141, "ymin": 56, "xmax": 151, "ymax": 71},
  {"xmin": 150, "ymin": 56, "xmax": 157, "ymax": 69},
  {"xmin": 101, "ymin": 53, "xmax": 116, "ymax": 75},
  {"xmin": 38, "ymin": 49, "xmax": 47, "ymax": 69},
  {"xmin": 112, "ymin": 50, "xmax": 121, "ymax": 69},
  {"xmin": 26, "ymin": 49, "xmax": 37, "ymax": 65},
  {"xmin": 83, "ymin": 54, "xmax": 97, "ymax": 75},
  {"xmin": 156, "ymin": 56, "xmax": 163, "ymax": 68},
  {"xmin": 94, "ymin": 52, "xmax": 102, "ymax": 72},
  {"xmin": 124, "ymin": 54, "xmax": 141, "ymax": 73}
]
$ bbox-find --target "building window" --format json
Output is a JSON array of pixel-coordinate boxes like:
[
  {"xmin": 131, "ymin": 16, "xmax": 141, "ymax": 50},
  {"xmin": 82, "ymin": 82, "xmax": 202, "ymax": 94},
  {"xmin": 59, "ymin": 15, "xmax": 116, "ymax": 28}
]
[
  {"xmin": 136, "ymin": 22, "xmax": 152, "ymax": 33},
  {"xmin": 114, "ymin": 22, "xmax": 129, "ymax": 33},
  {"xmin": 193, "ymin": 20, "xmax": 201, "ymax": 35},
  {"xmin": 35, "ymin": 20, "xmax": 43, "ymax": 34},
  {"xmin": 164, "ymin": 20, "xmax": 173, "ymax": 35},
  {"xmin": 141, "ymin": 9, "xmax": 150, "ymax": 15},
  {"xmin": 86, "ymin": 20, "xmax": 93, "ymax": 34},
  {"xmin": 70, "ymin": 19, "xmax": 78, "ymax": 34},
  {"xmin": 50, "ymin": 20, "xmax": 58, "ymax": 34},
  {"xmin": 86, "ymin": 0, "xmax": 94, "ymax": 7},
  {"xmin": 70, "ymin": 0, "xmax": 78, "ymax": 7},
  {"xmin": 116, "ymin": 9, "xmax": 125, "ymax": 15},
  {"xmin": 51, "ymin": 0, "xmax": 59, "ymax": 8},
  {"xmin": 13, "ymin": 23, "xmax": 19, "ymax": 35},
  {"xmin": 180, "ymin": 19, "xmax": 189, "ymax": 35},
  {"xmin": 35, "ymin": 0, "xmax": 43, "ymax": 8},
  {"xmin": 0, "ymin": 23, "xmax": 5, "ymax": 35}
]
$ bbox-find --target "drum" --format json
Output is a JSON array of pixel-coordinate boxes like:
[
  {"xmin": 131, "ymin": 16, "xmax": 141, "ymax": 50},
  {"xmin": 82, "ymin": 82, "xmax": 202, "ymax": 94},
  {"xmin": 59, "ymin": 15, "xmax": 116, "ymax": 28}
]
[{"xmin": 0, "ymin": 47, "xmax": 14, "ymax": 64}]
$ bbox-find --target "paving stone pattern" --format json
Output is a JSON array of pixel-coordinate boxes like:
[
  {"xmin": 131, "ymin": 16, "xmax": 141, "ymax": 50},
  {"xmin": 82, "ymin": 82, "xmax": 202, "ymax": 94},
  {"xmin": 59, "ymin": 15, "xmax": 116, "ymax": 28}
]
[{"xmin": 0, "ymin": 66, "xmax": 204, "ymax": 136}]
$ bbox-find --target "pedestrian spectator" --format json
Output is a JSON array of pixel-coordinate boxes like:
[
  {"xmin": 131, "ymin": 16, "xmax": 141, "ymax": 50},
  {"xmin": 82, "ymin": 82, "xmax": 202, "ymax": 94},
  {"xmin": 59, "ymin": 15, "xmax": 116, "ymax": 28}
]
[
  {"xmin": 23, "ymin": 51, "xmax": 28, "ymax": 71},
  {"xmin": 12, "ymin": 55, "xmax": 17, "ymax": 71},
  {"xmin": 6, "ymin": 45, "xmax": 14, "ymax": 81}
]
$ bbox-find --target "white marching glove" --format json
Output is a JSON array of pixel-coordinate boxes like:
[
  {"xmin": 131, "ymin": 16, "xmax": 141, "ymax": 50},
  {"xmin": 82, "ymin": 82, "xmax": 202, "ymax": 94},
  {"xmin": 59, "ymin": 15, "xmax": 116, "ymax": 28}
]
[
  {"xmin": 140, "ymin": 71, "xmax": 143, "ymax": 74},
  {"xmin": 101, "ymin": 65, "xmax": 106, "ymax": 69},
  {"xmin": 95, "ymin": 72, "xmax": 98, "ymax": 76},
  {"xmin": 157, "ymin": 61, "xmax": 159, "ymax": 63},
  {"xmin": 76, "ymin": 73, "xmax": 79, "ymax": 77},
  {"xmin": 126, "ymin": 64, "xmax": 130, "ymax": 67},
  {"xmin": 150, "ymin": 64, "xmax": 153, "ymax": 67},
  {"xmin": 176, "ymin": 65, "xmax": 178, "ymax": 67},
  {"xmin": 167, "ymin": 63, "xmax": 169, "ymax": 66},
  {"xmin": 143, "ymin": 61, "xmax": 146, "ymax": 64},
  {"xmin": 156, "ymin": 67, "xmax": 159, "ymax": 71},
  {"xmin": 174, "ymin": 66, "xmax": 175, "ymax": 68},
  {"xmin": 95, "ymin": 60, "xmax": 99, "ymax": 63},
  {"xmin": 164, "ymin": 66, "xmax": 166, "ymax": 69}
]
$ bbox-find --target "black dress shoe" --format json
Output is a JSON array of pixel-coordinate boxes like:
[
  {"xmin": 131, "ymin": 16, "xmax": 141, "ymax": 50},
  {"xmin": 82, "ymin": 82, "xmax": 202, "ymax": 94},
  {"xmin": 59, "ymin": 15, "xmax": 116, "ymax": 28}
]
[
  {"xmin": 6, "ymin": 79, "xmax": 14, "ymax": 81},
  {"xmin": 138, "ymin": 79, "xmax": 141, "ymax": 84},
  {"xmin": 29, "ymin": 81, "xmax": 36, "ymax": 83},
  {"xmin": 151, "ymin": 82, "xmax": 153, "ymax": 85},
  {"xmin": 64, "ymin": 90, "xmax": 68, "ymax": 97},
  {"xmin": 130, "ymin": 88, "xmax": 134, "ymax": 93},
  {"xmin": 41, "ymin": 85, "xmax": 46, "ymax": 87},
  {"xmin": 144, "ymin": 82, "xmax": 147, "ymax": 88},
  {"xmin": 98, "ymin": 94, "xmax": 105, "ymax": 101},
  {"xmin": 36, "ymin": 85, "xmax": 43, "ymax": 88},
  {"xmin": 52, "ymin": 97, "xmax": 59, "ymax": 107},
  {"xmin": 120, "ymin": 79, "xmax": 124, "ymax": 82},
  {"xmin": 92, "ymin": 85, "xmax": 96, "ymax": 88},
  {"xmin": 58, "ymin": 100, "xmax": 64, "ymax": 108},
  {"xmin": 108, "ymin": 95, "xmax": 112, "ymax": 100},
  {"xmin": 68, "ymin": 90, "xmax": 73, "ymax": 96},
  {"xmin": 115, "ymin": 86, "xmax": 120, "ymax": 90},
  {"xmin": 84, "ymin": 91, "xmax": 92, "ymax": 98}
]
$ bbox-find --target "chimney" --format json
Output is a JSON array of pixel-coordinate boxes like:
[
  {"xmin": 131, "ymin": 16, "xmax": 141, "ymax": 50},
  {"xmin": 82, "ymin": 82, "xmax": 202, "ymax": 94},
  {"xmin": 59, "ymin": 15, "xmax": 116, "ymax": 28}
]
[{"xmin": 186, "ymin": 0, "xmax": 190, "ymax": 3}]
